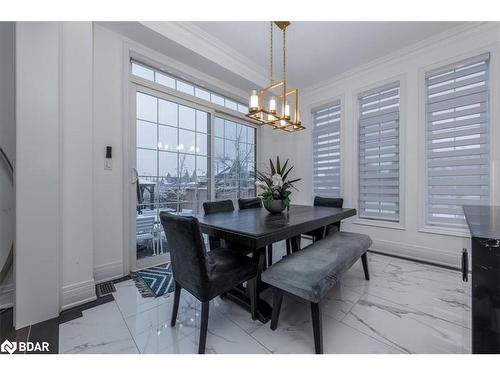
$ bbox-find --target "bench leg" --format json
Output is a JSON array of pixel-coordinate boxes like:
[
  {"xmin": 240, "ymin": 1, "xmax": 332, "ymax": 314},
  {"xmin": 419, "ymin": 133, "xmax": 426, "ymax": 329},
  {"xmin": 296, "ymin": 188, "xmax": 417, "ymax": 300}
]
[
  {"xmin": 311, "ymin": 302, "xmax": 323, "ymax": 354},
  {"xmin": 285, "ymin": 239, "xmax": 291, "ymax": 256},
  {"xmin": 270, "ymin": 288, "xmax": 284, "ymax": 331},
  {"xmin": 361, "ymin": 253, "xmax": 370, "ymax": 281}
]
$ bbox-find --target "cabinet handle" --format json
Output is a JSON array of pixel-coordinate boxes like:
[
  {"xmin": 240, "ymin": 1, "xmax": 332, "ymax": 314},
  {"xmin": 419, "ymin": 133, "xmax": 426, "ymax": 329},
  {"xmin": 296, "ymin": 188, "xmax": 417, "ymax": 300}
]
[{"xmin": 461, "ymin": 248, "xmax": 468, "ymax": 282}]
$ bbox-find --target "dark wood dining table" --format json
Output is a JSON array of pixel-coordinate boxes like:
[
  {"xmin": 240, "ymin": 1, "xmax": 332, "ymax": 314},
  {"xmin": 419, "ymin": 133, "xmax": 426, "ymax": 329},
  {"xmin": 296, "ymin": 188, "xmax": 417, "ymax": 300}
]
[{"xmin": 196, "ymin": 204, "xmax": 357, "ymax": 323}]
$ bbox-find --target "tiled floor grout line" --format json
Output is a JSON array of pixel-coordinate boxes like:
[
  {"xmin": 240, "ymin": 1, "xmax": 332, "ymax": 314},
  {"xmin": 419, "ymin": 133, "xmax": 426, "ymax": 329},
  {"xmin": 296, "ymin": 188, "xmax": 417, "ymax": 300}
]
[{"xmin": 112, "ymin": 299, "xmax": 141, "ymax": 353}]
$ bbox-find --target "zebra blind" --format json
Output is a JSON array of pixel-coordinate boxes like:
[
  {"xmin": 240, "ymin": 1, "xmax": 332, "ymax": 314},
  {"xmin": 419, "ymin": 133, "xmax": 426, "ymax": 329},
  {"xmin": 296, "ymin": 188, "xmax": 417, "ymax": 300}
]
[
  {"xmin": 358, "ymin": 83, "xmax": 400, "ymax": 222},
  {"xmin": 313, "ymin": 102, "xmax": 341, "ymax": 197},
  {"xmin": 425, "ymin": 54, "xmax": 490, "ymax": 229}
]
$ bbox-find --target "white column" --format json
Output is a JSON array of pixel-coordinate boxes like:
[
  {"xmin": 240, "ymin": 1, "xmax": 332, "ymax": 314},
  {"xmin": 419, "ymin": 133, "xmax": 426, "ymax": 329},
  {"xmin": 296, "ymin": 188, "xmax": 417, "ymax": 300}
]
[{"xmin": 15, "ymin": 22, "xmax": 61, "ymax": 328}]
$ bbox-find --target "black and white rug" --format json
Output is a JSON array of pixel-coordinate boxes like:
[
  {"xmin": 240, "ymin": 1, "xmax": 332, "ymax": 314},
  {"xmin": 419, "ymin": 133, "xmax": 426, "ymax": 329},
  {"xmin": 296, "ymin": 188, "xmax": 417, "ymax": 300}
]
[{"xmin": 131, "ymin": 263, "xmax": 175, "ymax": 298}]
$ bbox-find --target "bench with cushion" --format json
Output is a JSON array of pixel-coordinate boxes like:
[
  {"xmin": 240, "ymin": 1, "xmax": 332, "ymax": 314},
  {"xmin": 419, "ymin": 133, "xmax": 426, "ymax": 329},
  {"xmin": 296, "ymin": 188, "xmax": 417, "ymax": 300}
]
[{"xmin": 261, "ymin": 231, "xmax": 372, "ymax": 354}]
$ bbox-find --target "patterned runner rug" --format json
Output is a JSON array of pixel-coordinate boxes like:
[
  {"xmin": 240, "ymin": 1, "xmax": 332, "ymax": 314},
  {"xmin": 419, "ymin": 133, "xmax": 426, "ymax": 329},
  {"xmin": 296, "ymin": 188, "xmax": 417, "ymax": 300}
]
[{"xmin": 131, "ymin": 263, "xmax": 175, "ymax": 298}]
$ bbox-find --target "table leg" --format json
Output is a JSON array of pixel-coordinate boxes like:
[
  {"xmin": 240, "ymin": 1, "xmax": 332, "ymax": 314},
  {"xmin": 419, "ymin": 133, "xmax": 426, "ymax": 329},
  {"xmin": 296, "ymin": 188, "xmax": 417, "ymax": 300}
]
[
  {"xmin": 223, "ymin": 247, "xmax": 272, "ymax": 323},
  {"xmin": 291, "ymin": 235, "xmax": 301, "ymax": 252}
]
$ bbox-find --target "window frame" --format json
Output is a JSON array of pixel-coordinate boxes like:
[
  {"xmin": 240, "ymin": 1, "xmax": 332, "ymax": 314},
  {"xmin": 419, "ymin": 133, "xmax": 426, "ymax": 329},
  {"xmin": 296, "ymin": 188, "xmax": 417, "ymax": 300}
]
[
  {"xmin": 352, "ymin": 75, "xmax": 407, "ymax": 231},
  {"xmin": 418, "ymin": 52, "xmax": 493, "ymax": 237}
]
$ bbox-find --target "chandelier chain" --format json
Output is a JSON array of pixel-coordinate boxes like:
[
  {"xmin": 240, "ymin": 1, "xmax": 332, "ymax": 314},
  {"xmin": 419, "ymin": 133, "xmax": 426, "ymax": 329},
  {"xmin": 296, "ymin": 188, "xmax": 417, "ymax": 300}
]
[
  {"xmin": 270, "ymin": 21, "xmax": 273, "ymax": 84},
  {"xmin": 283, "ymin": 26, "xmax": 286, "ymax": 87}
]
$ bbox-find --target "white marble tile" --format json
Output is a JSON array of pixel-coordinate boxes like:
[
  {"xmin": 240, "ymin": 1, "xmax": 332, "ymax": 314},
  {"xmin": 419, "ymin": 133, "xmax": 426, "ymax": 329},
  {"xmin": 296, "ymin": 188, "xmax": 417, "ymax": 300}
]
[
  {"xmin": 59, "ymin": 301, "xmax": 138, "ymax": 354},
  {"xmin": 212, "ymin": 296, "xmax": 265, "ymax": 334},
  {"xmin": 341, "ymin": 256, "xmax": 471, "ymax": 329},
  {"xmin": 250, "ymin": 301, "xmax": 401, "ymax": 354},
  {"xmin": 178, "ymin": 308, "xmax": 270, "ymax": 354},
  {"xmin": 113, "ymin": 279, "xmax": 171, "ymax": 318},
  {"xmin": 342, "ymin": 293, "xmax": 471, "ymax": 354},
  {"xmin": 127, "ymin": 293, "xmax": 200, "ymax": 353}
]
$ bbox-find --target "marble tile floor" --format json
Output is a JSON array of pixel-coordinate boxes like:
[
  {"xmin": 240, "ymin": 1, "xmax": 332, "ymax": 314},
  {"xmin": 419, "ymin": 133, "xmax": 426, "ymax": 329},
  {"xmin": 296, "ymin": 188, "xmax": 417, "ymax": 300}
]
[{"xmin": 59, "ymin": 247, "xmax": 471, "ymax": 354}]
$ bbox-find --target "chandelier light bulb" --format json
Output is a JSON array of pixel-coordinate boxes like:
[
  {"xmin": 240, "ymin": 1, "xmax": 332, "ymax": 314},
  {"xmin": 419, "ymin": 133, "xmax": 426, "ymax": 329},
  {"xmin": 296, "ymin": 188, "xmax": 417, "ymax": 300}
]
[
  {"xmin": 249, "ymin": 90, "xmax": 259, "ymax": 112},
  {"xmin": 269, "ymin": 96, "xmax": 277, "ymax": 114},
  {"xmin": 284, "ymin": 102, "xmax": 291, "ymax": 120}
]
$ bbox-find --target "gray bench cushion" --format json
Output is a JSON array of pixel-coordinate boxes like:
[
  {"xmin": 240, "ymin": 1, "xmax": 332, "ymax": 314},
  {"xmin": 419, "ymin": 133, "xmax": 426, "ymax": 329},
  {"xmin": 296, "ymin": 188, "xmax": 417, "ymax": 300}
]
[{"xmin": 262, "ymin": 232, "xmax": 372, "ymax": 303}]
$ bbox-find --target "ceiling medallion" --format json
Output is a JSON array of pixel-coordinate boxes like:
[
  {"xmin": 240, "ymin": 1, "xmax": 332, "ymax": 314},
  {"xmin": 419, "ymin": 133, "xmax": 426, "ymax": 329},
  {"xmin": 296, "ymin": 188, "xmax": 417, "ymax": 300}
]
[{"xmin": 246, "ymin": 21, "xmax": 305, "ymax": 132}]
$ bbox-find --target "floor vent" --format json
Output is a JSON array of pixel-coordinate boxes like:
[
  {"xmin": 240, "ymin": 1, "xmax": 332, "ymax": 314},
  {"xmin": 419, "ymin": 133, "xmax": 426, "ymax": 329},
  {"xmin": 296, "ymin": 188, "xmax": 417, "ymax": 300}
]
[{"xmin": 96, "ymin": 281, "xmax": 116, "ymax": 298}]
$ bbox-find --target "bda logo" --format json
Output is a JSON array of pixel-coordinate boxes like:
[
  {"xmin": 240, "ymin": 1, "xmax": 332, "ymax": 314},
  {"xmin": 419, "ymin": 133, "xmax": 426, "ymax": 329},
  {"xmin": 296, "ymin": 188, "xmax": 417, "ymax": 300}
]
[{"xmin": 1, "ymin": 339, "xmax": 17, "ymax": 354}]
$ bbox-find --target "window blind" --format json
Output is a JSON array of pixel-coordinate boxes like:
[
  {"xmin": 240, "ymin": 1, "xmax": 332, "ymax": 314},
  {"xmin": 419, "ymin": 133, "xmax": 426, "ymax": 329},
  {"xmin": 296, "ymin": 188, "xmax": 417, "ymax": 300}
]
[
  {"xmin": 425, "ymin": 54, "xmax": 490, "ymax": 229},
  {"xmin": 358, "ymin": 83, "xmax": 400, "ymax": 222},
  {"xmin": 313, "ymin": 102, "xmax": 341, "ymax": 198}
]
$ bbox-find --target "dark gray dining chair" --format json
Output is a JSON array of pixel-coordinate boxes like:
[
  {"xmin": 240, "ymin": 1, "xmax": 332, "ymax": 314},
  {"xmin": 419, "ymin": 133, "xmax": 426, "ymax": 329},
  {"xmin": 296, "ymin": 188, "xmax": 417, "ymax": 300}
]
[
  {"xmin": 160, "ymin": 212, "xmax": 258, "ymax": 354},
  {"xmin": 202, "ymin": 199, "xmax": 235, "ymax": 250},
  {"xmin": 237, "ymin": 197, "xmax": 291, "ymax": 266},
  {"xmin": 303, "ymin": 196, "xmax": 344, "ymax": 242}
]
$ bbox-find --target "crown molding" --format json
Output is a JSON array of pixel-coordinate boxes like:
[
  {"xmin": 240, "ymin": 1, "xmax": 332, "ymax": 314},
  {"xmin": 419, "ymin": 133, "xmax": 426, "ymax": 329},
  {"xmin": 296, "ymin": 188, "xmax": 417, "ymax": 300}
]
[
  {"xmin": 303, "ymin": 22, "xmax": 498, "ymax": 99},
  {"xmin": 140, "ymin": 21, "xmax": 269, "ymax": 88}
]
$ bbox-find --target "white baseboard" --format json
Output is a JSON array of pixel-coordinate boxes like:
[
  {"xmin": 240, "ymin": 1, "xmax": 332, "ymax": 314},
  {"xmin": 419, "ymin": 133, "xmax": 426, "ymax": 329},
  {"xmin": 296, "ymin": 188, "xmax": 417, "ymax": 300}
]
[
  {"xmin": 61, "ymin": 279, "xmax": 97, "ymax": 311},
  {"xmin": 94, "ymin": 261, "xmax": 123, "ymax": 283},
  {"xmin": 370, "ymin": 238, "xmax": 461, "ymax": 269},
  {"xmin": 0, "ymin": 282, "xmax": 14, "ymax": 310}
]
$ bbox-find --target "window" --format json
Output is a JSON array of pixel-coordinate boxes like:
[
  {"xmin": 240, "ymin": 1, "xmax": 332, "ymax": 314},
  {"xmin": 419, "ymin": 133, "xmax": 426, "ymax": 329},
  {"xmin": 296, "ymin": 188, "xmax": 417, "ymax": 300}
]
[
  {"xmin": 131, "ymin": 60, "xmax": 248, "ymax": 114},
  {"xmin": 136, "ymin": 92, "xmax": 210, "ymax": 217},
  {"xmin": 425, "ymin": 54, "xmax": 490, "ymax": 229},
  {"xmin": 312, "ymin": 102, "xmax": 341, "ymax": 197},
  {"xmin": 358, "ymin": 83, "xmax": 400, "ymax": 222},
  {"xmin": 214, "ymin": 117, "xmax": 256, "ymax": 200}
]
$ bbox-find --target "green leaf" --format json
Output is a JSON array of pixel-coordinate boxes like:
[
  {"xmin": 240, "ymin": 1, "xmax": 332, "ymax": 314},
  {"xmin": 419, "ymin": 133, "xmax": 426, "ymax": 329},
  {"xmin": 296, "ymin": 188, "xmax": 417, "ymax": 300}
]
[
  {"xmin": 269, "ymin": 158, "xmax": 276, "ymax": 175},
  {"xmin": 281, "ymin": 165, "xmax": 294, "ymax": 181},
  {"xmin": 280, "ymin": 159, "xmax": 289, "ymax": 177},
  {"xmin": 276, "ymin": 156, "xmax": 281, "ymax": 175},
  {"xmin": 287, "ymin": 178, "xmax": 301, "ymax": 184}
]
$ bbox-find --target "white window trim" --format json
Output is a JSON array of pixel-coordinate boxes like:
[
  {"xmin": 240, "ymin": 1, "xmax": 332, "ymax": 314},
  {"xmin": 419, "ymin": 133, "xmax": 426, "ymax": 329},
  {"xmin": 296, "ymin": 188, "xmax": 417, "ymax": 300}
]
[
  {"xmin": 311, "ymin": 96, "xmax": 344, "ymax": 201},
  {"xmin": 417, "ymin": 45, "xmax": 499, "ymax": 238},
  {"xmin": 352, "ymin": 74, "xmax": 407, "ymax": 230}
]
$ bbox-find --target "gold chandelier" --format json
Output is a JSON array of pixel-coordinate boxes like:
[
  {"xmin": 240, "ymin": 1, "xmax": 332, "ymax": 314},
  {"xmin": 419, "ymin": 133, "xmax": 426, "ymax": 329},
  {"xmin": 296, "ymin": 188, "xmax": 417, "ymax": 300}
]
[{"xmin": 246, "ymin": 21, "xmax": 305, "ymax": 132}]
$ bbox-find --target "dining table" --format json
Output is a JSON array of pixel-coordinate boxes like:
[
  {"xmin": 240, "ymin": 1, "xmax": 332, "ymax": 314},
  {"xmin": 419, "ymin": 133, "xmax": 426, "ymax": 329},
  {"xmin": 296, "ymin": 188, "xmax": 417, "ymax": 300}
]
[{"xmin": 196, "ymin": 204, "xmax": 357, "ymax": 323}]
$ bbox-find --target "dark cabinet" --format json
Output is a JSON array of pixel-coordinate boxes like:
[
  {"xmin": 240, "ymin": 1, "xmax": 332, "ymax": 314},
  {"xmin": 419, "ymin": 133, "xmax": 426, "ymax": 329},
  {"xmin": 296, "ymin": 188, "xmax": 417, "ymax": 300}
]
[{"xmin": 464, "ymin": 205, "xmax": 500, "ymax": 354}]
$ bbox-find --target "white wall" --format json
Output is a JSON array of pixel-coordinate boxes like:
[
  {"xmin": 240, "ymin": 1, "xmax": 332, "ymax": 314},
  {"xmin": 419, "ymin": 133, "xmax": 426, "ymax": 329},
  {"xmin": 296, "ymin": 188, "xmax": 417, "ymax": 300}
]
[
  {"xmin": 92, "ymin": 25, "xmax": 126, "ymax": 282},
  {"xmin": 286, "ymin": 23, "xmax": 500, "ymax": 268},
  {"xmin": 0, "ymin": 22, "xmax": 15, "ymax": 309},
  {"xmin": 15, "ymin": 22, "xmax": 61, "ymax": 328}
]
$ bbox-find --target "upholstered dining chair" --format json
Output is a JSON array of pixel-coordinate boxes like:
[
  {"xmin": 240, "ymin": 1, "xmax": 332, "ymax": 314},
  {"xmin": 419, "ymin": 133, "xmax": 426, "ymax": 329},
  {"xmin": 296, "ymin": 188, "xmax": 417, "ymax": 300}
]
[
  {"xmin": 160, "ymin": 212, "xmax": 258, "ymax": 354},
  {"xmin": 302, "ymin": 196, "xmax": 344, "ymax": 243},
  {"xmin": 237, "ymin": 197, "xmax": 292, "ymax": 266},
  {"xmin": 202, "ymin": 199, "xmax": 235, "ymax": 250}
]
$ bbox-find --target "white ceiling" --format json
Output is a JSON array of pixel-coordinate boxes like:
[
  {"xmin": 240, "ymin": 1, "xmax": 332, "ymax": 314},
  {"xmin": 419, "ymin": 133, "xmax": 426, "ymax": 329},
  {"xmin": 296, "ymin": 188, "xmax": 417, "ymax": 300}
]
[{"xmin": 193, "ymin": 21, "xmax": 466, "ymax": 88}]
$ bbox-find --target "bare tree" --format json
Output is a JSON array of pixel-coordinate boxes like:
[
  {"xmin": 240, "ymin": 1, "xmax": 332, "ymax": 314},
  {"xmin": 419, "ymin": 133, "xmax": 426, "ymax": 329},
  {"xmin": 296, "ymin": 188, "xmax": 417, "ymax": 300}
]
[{"xmin": 216, "ymin": 126, "xmax": 255, "ymax": 199}]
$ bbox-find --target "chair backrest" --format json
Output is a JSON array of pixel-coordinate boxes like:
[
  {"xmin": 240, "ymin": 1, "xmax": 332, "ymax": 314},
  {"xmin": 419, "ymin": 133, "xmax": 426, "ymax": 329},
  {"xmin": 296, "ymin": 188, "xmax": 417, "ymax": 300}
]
[
  {"xmin": 313, "ymin": 196, "xmax": 344, "ymax": 232},
  {"xmin": 136, "ymin": 215, "xmax": 155, "ymax": 235},
  {"xmin": 313, "ymin": 196, "xmax": 343, "ymax": 209},
  {"xmin": 159, "ymin": 212, "xmax": 209, "ymax": 298},
  {"xmin": 238, "ymin": 197, "xmax": 262, "ymax": 210},
  {"xmin": 202, "ymin": 199, "xmax": 234, "ymax": 215}
]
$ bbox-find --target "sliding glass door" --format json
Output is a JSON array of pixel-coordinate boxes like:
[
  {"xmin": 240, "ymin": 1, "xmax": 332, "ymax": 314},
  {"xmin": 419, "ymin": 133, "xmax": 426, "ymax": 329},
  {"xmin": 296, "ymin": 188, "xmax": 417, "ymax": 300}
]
[{"xmin": 132, "ymin": 87, "xmax": 211, "ymax": 269}]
